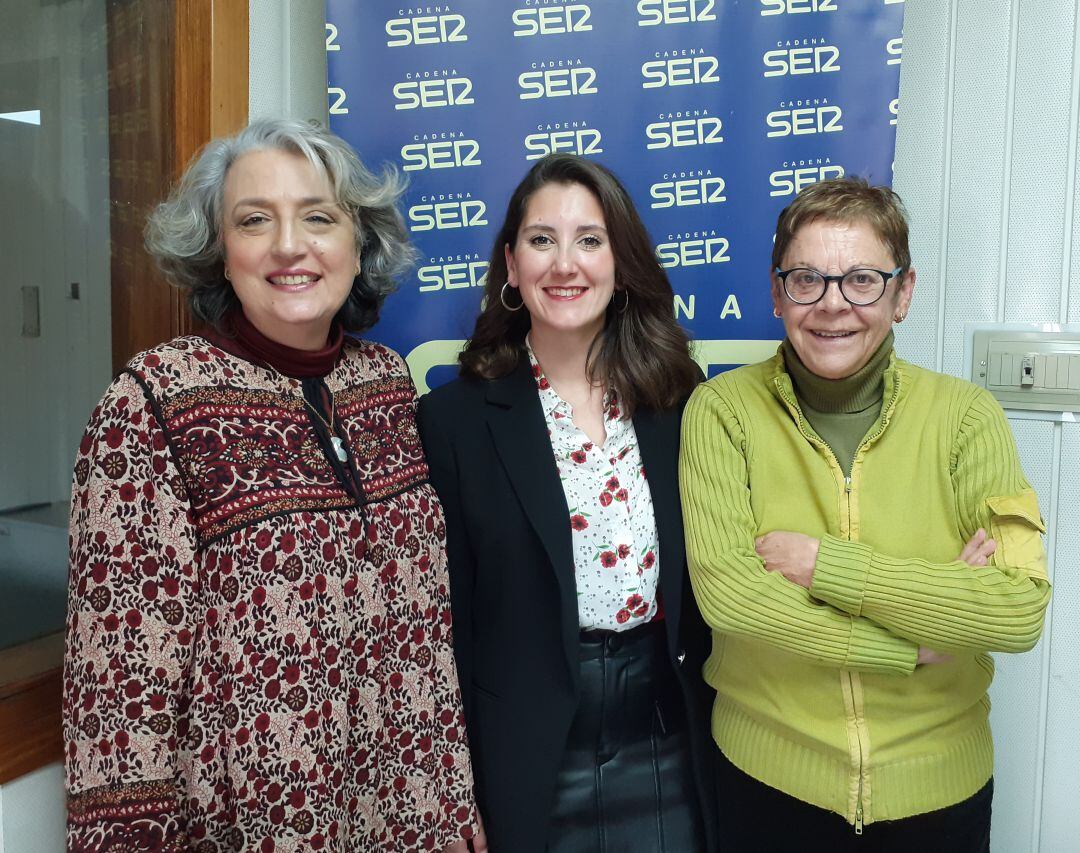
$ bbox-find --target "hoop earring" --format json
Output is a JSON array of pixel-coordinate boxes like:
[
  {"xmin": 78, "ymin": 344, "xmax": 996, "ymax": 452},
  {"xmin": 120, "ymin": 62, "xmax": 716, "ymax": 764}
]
[
  {"xmin": 500, "ymin": 281, "xmax": 525, "ymax": 312},
  {"xmin": 612, "ymin": 290, "xmax": 629, "ymax": 314},
  {"xmin": 224, "ymin": 268, "xmax": 231, "ymax": 282}
]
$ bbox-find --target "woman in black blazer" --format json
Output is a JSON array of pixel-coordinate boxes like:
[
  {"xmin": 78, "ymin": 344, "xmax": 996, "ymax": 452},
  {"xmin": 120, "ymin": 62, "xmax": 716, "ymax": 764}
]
[{"xmin": 417, "ymin": 154, "xmax": 717, "ymax": 852}]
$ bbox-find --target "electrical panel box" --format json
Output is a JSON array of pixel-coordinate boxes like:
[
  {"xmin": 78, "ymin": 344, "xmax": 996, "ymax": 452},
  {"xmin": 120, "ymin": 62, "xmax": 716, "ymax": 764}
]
[{"xmin": 970, "ymin": 328, "xmax": 1080, "ymax": 412}]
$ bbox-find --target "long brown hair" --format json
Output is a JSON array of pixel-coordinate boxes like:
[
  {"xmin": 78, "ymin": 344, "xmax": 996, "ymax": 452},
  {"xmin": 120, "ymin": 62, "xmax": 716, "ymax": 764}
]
[{"xmin": 460, "ymin": 154, "xmax": 698, "ymax": 415}]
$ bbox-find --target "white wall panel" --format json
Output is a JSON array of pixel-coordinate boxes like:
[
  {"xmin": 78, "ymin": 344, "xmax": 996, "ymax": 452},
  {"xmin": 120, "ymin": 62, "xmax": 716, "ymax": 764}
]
[
  {"xmin": 1039, "ymin": 422, "xmax": 1080, "ymax": 852},
  {"xmin": 1004, "ymin": 5, "xmax": 1075, "ymax": 323},
  {"xmin": 941, "ymin": 0, "xmax": 1014, "ymax": 378},
  {"xmin": 987, "ymin": 419, "xmax": 1056, "ymax": 853},
  {"xmin": 249, "ymin": 0, "xmax": 328, "ymax": 125},
  {"xmin": 896, "ymin": 1, "xmax": 1079, "ymax": 850},
  {"xmin": 893, "ymin": 0, "xmax": 953, "ymax": 371},
  {"xmin": 1070, "ymin": 97, "xmax": 1080, "ymax": 325},
  {"xmin": 0, "ymin": 763, "xmax": 65, "ymax": 853}
]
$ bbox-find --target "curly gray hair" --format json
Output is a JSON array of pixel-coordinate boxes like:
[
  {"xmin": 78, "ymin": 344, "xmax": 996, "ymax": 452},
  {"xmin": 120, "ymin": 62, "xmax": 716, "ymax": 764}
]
[{"xmin": 145, "ymin": 118, "xmax": 416, "ymax": 332}]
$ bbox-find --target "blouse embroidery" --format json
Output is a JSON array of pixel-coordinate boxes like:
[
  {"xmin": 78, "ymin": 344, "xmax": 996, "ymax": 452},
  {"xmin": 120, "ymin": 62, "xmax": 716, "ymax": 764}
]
[{"xmin": 526, "ymin": 343, "xmax": 660, "ymax": 631}]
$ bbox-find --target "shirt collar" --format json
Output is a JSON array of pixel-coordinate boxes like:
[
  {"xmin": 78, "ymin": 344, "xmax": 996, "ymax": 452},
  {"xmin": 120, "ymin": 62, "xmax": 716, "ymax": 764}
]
[
  {"xmin": 525, "ymin": 335, "xmax": 622, "ymax": 424},
  {"xmin": 525, "ymin": 335, "xmax": 566, "ymax": 421}
]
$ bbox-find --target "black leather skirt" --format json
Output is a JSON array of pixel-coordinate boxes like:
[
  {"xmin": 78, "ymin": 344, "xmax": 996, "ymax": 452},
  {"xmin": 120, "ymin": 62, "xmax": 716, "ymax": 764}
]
[{"xmin": 547, "ymin": 620, "xmax": 706, "ymax": 852}]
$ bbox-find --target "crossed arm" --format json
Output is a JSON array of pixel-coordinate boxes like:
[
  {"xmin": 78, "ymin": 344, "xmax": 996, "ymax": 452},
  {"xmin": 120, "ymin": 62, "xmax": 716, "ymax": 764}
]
[{"xmin": 679, "ymin": 382, "xmax": 1050, "ymax": 675}]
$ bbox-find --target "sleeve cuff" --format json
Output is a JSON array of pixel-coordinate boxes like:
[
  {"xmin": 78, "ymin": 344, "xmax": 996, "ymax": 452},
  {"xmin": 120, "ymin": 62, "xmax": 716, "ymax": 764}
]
[
  {"xmin": 812, "ymin": 535, "xmax": 873, "ymax": 616},
  {"xmin": 846, "ymin": 616, "xmax": 918, "ymax": 674}
]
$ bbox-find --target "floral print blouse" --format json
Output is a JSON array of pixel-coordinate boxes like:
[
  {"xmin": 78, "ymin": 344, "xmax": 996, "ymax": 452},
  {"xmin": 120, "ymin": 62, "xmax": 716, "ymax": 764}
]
[
  {"xmin": 527, "ymin": 344, "xmax": 661, "ymax": 631},
  {"xmin": 64, "ymin": 336, "xmax": 478, "ymax": 852}
]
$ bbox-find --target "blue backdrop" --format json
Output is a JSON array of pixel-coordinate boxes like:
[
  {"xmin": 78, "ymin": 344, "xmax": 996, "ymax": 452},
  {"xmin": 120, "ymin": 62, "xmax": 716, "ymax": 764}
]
[{"xmin": 326, "ymin": 0, "xmax": 905, "ymax": 389}]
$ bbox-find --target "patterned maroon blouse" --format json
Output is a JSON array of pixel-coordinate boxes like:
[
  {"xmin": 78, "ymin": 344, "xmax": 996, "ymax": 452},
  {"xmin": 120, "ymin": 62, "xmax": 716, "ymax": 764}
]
[{"xmin": 64, "ymin": 336, "xmax": 478, "ymax": 851}]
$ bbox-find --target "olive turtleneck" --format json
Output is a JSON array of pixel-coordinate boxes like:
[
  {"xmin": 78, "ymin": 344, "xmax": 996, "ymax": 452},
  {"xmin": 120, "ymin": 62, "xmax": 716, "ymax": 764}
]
[{"xmin": 781, "ymin": 330, "xmax": 894, "ymax": 477}]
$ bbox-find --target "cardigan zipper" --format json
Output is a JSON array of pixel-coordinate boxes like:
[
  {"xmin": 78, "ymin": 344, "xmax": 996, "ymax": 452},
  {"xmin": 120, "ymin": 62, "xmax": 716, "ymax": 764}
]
[
  {"xmin": 838, "ymin": 372, "xmax": 901, "ymax": 835},
  {"xmin": 851, "ymin": 668, "xmax": 865, "ymax": 834},
  {"xmin": 775, "ymin": 379, "xmax": 872, "ymax": 832},
  {"xmin": 840, "ymin": 468, "xmax": 867, "ymax": 835}
]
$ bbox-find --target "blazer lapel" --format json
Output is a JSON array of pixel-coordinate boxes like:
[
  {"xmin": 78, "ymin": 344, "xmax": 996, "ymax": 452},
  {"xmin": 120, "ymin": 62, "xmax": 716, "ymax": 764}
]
[
  {"xmin": 634, "ymin": 406, "xmax": 685, "ymax": 654},
  {"xmin": 485, "ymin": 361, "xmax": 580, "ymax": 678}
]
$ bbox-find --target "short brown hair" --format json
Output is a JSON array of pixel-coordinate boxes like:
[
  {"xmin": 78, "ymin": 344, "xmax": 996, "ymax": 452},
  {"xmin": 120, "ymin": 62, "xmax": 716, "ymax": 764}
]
[
  {"xmin": 459, "ymin": 154, "xmax": 699, "ymax": 415},
  {"xmin": 772, "ymin": 176, "xmax": 911, "ymax": 273}
]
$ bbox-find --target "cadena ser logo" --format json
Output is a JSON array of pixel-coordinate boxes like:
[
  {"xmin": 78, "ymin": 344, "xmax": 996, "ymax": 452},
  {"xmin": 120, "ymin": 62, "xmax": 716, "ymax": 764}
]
[
  {"xmin": 519, "ymin": 59, "xmax": 598, "ymax": 100},
  {"xmin": 512, "ymin": 3, "xmax": 593, "ymax": 37},
  {"xmin": 759, "ymin": 0, "xmax": 836, "ymax": 15},
  {"xmin": 400, "ymin": 132, "xmax": 481, "ymax": 172},
  {"xmin": 637, "ymin": 0, "xmax": 717, "ymax": 26},
  {"xmin": 650, "ymin": 169, "xmax": 726, "ymax": 209},
  {"xmin": 646, "ymin": 110, "xmax": 723, "ymax": 149},
  {"xmin": 418, "ymin": 253, "xmax": 488, "ymax": 292},
  {"xmin": 393, "ymin": 70, "xmax": 474, "ymax": 110},
  {"xmin": 524, "ymin": 121, "xmax": 603, "ymax": 160},
  {"xmin": 655, "ymin": 229, "xmax": 730, "ymax": 268},
  {"xmin": 769, "ymin": 158, "xmax": 844, "ymax": 196},
  {"xmin": 641, "ymin": 49, "xmax": 719, "ymax": 89},
  {"xmin": 762, "ymin": 39, "xmax": 840, "ymax": 77},
  {"xmin": 765, "ymin": 98, "xmax": 843, "ymax": 137},
  {"xmin": 385, "ymin": 7, "xmax": 467, "ymax": 47},
  {"xmin": 407, "ymin": 192, "xmax": 488, "ymax": 232}
]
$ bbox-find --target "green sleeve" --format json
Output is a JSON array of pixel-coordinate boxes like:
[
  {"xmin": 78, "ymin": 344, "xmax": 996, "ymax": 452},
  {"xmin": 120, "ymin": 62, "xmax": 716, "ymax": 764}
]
[
  {"xmin": 680, "ymin": 381, "xmax": 918, "ymax": 675},
  {"xmin": 811, "ymin": 388, "xmax": 1050, "ymax": 653}
]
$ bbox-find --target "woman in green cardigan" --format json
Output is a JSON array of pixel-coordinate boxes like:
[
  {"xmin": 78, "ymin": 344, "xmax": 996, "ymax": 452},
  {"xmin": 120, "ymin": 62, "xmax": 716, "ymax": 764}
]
[{"xmin": 679, "ymin": 177, "xmax": 1050, "ymax": 851}]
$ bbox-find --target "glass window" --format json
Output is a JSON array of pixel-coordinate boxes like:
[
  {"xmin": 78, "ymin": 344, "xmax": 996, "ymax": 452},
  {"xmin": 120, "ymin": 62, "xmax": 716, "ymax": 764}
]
[{"xmin": 0, "ymin": 0, "xmax": 113, "ymax": 650}]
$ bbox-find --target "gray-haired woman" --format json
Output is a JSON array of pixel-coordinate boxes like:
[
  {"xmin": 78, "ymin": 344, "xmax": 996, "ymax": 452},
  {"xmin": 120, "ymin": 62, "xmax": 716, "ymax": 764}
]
[{"xmin": 63, "ymin": 119, "xmax": 484, "ymax": 852}]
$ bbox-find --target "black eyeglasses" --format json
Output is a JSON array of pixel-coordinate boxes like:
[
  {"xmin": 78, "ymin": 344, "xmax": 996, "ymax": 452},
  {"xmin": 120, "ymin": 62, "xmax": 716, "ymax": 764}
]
[{"xmin": 774, "ymin": 266, "xmax": 903, "ymax": 306}]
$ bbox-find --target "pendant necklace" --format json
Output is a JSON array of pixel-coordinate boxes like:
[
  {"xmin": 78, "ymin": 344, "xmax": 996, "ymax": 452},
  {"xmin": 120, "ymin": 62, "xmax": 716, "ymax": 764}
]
[
  {"xmin": 266, "ymin": 365, "xmax": 348, "ymax": 462},
  {"xmin": 305, "ymin": 397, "xmax": 349, "ymax": 463}
]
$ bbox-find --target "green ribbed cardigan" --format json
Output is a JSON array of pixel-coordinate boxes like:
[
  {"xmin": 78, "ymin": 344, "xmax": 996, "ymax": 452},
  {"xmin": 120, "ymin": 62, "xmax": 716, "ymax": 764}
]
[{"xmin": 679, "ymin": 349, "xmax": 1050, "ymax": 828}]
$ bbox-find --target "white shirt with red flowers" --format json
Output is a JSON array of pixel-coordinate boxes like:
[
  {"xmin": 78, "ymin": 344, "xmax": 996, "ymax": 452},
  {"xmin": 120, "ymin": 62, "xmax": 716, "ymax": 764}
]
[{"xmin": 526, "ymin": 343, "xmax": 660, "ymax": 631}]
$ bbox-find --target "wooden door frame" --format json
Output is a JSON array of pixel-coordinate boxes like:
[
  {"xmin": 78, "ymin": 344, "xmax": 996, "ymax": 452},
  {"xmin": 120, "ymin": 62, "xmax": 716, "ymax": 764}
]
[
  {"xmin": 108, "ymin": 0, "xmax": 249, "ymax": 369},
  {"xmin": 0, "ymin": 0, "xmax": 248, "ymax": 786}
]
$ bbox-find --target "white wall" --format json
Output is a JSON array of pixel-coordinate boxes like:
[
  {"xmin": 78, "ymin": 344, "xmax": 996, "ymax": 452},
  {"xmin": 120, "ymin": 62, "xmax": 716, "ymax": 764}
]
[
  {"xmin": 249, "ymin": 0, "xmax": 328, "ymax": 125},
  {"xmin": 894, "ymin": 2, "xmax": 1080, "ymax": 851},
  {"xmin": 0, "ymin": 764, "xmax": 65, "ymax": 853}
]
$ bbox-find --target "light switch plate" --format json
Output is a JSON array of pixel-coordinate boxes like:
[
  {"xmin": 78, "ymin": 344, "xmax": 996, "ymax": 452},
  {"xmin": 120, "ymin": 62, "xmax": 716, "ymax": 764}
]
[{"xmin": 965, "ymin": 323, "xmax": 1080, "ymax": 420}]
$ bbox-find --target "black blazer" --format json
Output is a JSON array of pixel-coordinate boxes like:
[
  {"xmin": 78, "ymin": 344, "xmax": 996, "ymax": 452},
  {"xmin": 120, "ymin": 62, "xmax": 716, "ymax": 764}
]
[{"xmin": 417, "ymin": 360, "xmax": 717, "ymax": 853}]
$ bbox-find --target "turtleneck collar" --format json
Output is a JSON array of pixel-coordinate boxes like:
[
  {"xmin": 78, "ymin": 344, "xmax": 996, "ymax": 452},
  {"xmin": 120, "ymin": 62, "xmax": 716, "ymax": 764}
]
[
  {"xmin": 782, "ymin": 330, "xmax": 894, "ymax": 414},
  {"xmin": 205, "ymin": 309, "xmax": 344, "ymax": 378}
]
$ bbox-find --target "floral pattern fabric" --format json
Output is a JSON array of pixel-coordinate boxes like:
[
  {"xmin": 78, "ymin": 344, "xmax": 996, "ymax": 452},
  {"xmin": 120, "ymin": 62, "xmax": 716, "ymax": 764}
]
[
  {"xmin": 64, "ymin": 336, "xmax": 478, "ymax": 852},
  {"xmin": 527, "ymin": 345, "xmax": 660, "ymax": 631}
]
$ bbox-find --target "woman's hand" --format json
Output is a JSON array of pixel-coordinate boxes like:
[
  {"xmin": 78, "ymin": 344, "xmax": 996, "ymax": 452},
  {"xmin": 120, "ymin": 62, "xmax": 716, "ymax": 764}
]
[
  {"xmin": 916, "ymin": 646, "xmax": 952, "ymax": 665},
  {"xmin": 956, "ymin": 527, "xmax": 996, "ymax": 567},
  {"xmin": 755, "ymin": 531, "xmax": 821, "ymax": 589},
  {"xmin": 442, "ymin": 814, "xmax": 488, "ymax": 853}
]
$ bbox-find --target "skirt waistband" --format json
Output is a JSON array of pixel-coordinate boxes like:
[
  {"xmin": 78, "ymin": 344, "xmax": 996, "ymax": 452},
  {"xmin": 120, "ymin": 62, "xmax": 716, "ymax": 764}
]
[{"xmin": 578, "ymin": 619, "xmax": 665, "ymax": 660}]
